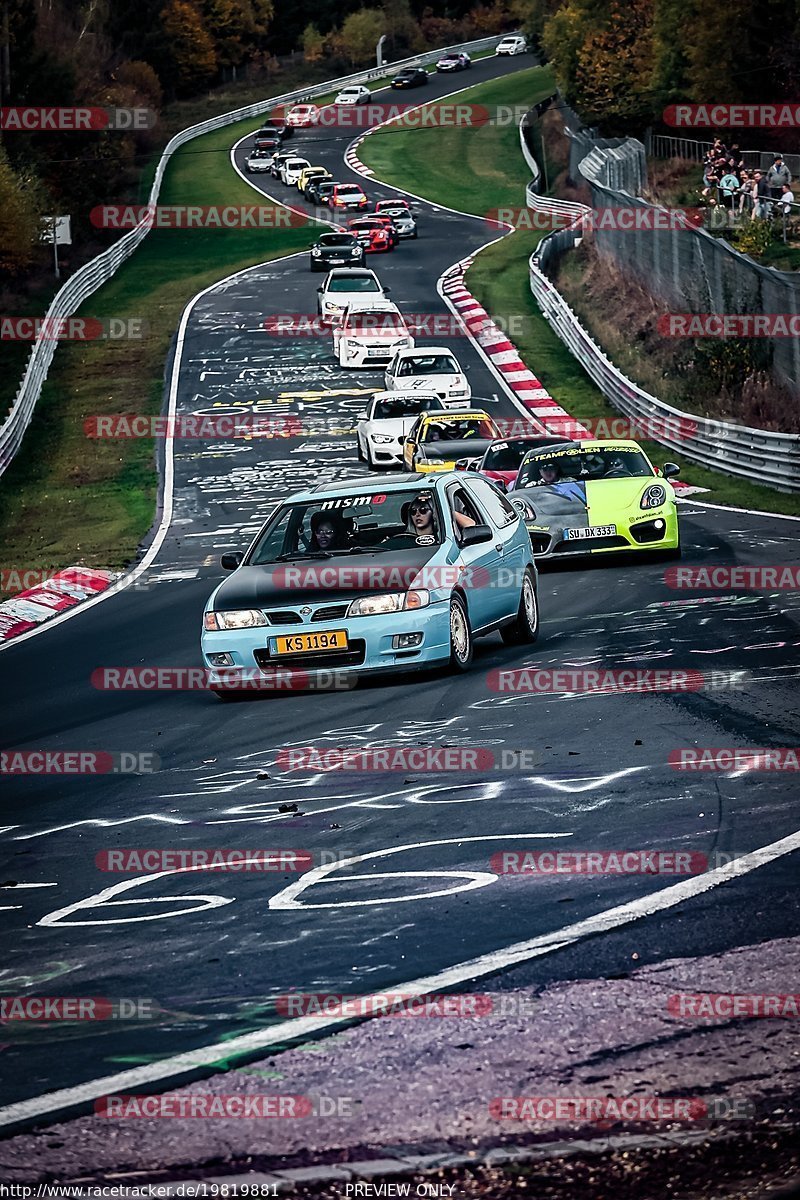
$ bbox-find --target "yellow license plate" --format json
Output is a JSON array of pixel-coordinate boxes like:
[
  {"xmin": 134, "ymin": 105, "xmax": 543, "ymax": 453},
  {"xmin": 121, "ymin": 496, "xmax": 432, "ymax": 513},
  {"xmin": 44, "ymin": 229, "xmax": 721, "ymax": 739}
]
[{"xmin": 274, "ymin": 630, "xmax": 348, "ymax": 655}]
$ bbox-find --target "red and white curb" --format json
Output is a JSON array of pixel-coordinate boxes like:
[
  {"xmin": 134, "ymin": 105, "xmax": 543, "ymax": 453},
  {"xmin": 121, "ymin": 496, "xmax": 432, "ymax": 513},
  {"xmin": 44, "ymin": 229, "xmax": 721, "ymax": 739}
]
[
  {"xmin": 345, "ymin": 138, "xmax": 372, "ymax": 177},
  {"xmin": 440, "ymin": 258, "xmax": 593, "ymax": 441},
  {"xmin": 0, "ymin": 568, "xmax": 118, "ymax": 644}
]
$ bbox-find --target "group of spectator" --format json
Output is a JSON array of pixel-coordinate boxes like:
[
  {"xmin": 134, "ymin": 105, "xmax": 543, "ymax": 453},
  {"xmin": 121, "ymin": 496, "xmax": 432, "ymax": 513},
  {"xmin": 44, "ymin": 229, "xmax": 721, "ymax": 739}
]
[{"xmin": 700, "ymin": 138, "xmax": 794, "ymax": 224}]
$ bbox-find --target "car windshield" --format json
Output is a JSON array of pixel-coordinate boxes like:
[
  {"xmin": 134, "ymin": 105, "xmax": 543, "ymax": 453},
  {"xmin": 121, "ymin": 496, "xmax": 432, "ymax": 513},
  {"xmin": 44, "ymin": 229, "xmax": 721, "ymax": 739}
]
[
  {"xmin": 516, "ymin": 446, "xmax": 653, "ymax": 487},
  {"xmin": 421, "ymin": 418, "xmax": 495, "ymax": 442},
  {"xmin": 379, "ymin": 206, "xmax": 408, "ymax": 217},
  {"xmin": 328, "ymin": 275, "xmax": 380, "ymax": 292},
  {"xmin": 398, "ymin": 354, "xmax": 459, "ymax": 376},
  {"xmin": 249, "ymin": 492, "xmax": 444, "ymax": 563},
  {"xmin": 320, "ymin": 234, "xmax": 356, "ymax": 247},
  {"xmin": 483, "ymin": 439, "xmax": 545, "ymax": 470},
  {"xmin": 345, "ymin": 312, "xmax": 406, "ymax": 335},
  {"xmin": 373, "ymin": 396, "xmax": 441, "ymax": 419},
  {"xmin": 337, "ymin": 185, "xmax": 364, "ymax": 195}
]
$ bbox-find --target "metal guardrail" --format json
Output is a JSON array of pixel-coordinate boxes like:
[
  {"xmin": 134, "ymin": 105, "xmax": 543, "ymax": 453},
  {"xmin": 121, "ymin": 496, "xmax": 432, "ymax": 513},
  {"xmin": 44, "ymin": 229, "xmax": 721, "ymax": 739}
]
[
  {"xmin": 0, "ymin": 33, "xmax": 511, "ymax": 478},
  {"xmin": 518, "ymin": 116, "xmax": 800, "ymax": 491}
]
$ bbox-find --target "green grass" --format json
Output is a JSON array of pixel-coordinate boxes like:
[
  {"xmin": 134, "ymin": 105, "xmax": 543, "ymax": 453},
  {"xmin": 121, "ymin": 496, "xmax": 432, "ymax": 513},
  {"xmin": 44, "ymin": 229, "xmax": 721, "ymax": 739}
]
[
  {"xmin": 0, "ymin": 115, "xmax": 318, "ymax": 590},
  {"xmin": 360, "ymin": 64, "xmax": 556, "ymax": 214},
  {"xmin": 361, "ymin": 69, "xmax": 800, "ymax": 516}
]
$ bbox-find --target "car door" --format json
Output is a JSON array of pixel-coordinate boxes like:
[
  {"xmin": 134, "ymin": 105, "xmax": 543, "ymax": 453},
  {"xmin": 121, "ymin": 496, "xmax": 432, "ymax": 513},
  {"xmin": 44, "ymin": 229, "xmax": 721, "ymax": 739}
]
[
  {"xmin": 404, "ymin": 415, "xmax": 423, "ymax": 470},
  {"xmin": 445, "ymin": 481, "xmax": 503, "ymax": 630},
  {"xmin": 465, "ymin": 476, "xmax": 526, "ymax": 621}
]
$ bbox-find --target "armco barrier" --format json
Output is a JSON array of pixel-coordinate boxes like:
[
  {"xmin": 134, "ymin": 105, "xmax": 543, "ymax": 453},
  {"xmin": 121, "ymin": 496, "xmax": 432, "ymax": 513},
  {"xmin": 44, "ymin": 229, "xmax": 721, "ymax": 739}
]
[
  {"xmin": 0, "ymin": 34, "xmax": 512, "ymax": 479},
  {"xmin": 519, "ymin": 117, "xmax": 800, "ymax": 491}
]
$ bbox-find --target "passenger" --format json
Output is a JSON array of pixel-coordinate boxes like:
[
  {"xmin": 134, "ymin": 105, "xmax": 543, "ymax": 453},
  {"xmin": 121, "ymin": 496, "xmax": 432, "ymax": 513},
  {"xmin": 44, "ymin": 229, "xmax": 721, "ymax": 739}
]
[{"xmin": 308, "ymin": 511, "xmax": 346, "ymax": 551}]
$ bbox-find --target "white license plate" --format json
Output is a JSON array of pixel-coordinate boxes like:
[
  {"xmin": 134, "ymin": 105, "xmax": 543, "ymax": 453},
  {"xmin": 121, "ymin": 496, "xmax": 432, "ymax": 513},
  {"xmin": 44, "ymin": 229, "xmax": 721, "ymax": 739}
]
[
  {"xmin": 328, "ymin": 257, "xmax": 345, "ymax": 264},
  {"xmin": 563, "ymin": 524, "xmax": 617, "ymax": 540}
]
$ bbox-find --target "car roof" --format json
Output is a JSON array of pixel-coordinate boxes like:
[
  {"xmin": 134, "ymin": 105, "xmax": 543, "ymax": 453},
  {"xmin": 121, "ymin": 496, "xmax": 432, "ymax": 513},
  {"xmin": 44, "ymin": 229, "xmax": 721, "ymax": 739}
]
[
  {"xmin": 394, "ymin": 345, "xmax": 457, "ymax": 357},
  {"xmin": 343, "ymin": 298, "xmax": 400, "ymax": 310}
]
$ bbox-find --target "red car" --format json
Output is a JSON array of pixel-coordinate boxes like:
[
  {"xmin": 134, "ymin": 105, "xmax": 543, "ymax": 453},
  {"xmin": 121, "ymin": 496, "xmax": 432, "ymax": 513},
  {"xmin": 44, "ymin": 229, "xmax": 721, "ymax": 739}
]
[
  {"xmin": 356, "ymin": 214, "xmax": 400, "ymax": 247},
  {"xmin": 455, "ymin": 436, "xmax": 574, "ymax": 488},
  {"xmin": 348, "ymin": 218, "xmax": 392, "ymax": 253}
]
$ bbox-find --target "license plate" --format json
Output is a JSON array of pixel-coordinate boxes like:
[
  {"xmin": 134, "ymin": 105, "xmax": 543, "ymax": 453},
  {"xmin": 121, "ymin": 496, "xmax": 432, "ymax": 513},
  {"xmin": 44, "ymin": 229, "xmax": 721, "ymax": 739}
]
[
  {"xmin": 563, "ymin": 524, "xmax": 617, "ymax": 540},
  {"xmin": 274, "ymin": 630, "xmax": 348, "ymax": 654},
  {"xmin": 328, "ymin": 257, "xmax": 344, "ymax": 264}
]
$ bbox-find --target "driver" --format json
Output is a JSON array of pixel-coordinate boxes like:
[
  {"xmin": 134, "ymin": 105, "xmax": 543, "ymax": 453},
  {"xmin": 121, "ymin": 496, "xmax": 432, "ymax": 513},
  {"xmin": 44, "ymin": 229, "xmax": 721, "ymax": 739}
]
[
  {"xmin": 605, "ymin": 455, "xmax": 631, "ymax": 478},
  {"xmin": 582, "ymin": 453, "xmax": 606, "ymax": 479},
  {"xmin": 537, "ymin": 461, "xmax": 560, "ymax": 486},
  {"xmin": 308, "ymin": 511, "xmax": 346, "ymax": 551}
]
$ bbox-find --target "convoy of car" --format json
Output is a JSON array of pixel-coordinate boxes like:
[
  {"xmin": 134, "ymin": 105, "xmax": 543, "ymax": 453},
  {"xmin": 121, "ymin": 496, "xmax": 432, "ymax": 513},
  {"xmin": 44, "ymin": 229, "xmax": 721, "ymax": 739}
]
[{"xmin": 214, "ymin": 45, "xmax": 683, "ymax": 691}]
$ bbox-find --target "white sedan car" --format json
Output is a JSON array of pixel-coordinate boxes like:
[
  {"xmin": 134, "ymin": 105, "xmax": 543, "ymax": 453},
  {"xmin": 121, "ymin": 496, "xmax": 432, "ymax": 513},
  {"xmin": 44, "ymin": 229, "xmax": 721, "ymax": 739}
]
[
  {"xmin": 280, "ymin": 157, "xmax": 310, "ymax": 185},
  {"xmin": 334, "ymin": 85, "xmax": 371, "ymax": 105},
  {"xmin": 286, "ymin": 103, "xmax": 319, "ymax": 127},
  {"xmin": 316, "ymin": 267, "xmax": 390, "ymax": 324},
  {"xmin": 333, "ymin": 299, "xmax": 414, "ymax": 368},
  {"xmin": 357, "ymin": 391, "xmax": 447, "ymax": 468},
  {"xmin": 384, "ymin": 346, "xmax": 471, "ymax": 406}
]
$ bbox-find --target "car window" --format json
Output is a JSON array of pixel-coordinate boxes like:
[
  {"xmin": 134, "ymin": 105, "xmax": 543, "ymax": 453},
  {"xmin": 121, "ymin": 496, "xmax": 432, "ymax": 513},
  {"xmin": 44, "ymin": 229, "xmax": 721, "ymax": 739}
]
[
  {"xmin": 447, "ymin": 485, "xmax": 483, "ymax": 538},
  {"xmin": 397, "ymin": 354, "xmax": 459, "ymax": 376},
  {"xmin": 373, "ymin": 395, "xmax": 440, "ymax": 419},
  {"xmin": 328, "ymin": 276, "xmax": 380, "ymax": 293},
  {"xmin": 517, "ymin": 445, "xmax": 653, "ymax": 487},
  {"xmin": 320, "ymin": 234, "xmax": 356, "ymax": 247},
  {"xmin": 421, "ymin": 417, "xmax": 494, "ymax": 442},
  {"xmin": 468, "ymin": 477, "xmax": 518, "ymax": 528}
]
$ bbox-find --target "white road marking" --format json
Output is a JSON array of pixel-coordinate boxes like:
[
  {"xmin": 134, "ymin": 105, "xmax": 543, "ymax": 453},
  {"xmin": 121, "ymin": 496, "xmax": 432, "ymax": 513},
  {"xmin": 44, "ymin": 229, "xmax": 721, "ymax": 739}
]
[
  {"xmin": 2, "ymin": 825, "xmax": 798, "ymax": 1130},
  {"xmin": 677, "ymin": 498, "xmax": 800, "ymax": 522}
]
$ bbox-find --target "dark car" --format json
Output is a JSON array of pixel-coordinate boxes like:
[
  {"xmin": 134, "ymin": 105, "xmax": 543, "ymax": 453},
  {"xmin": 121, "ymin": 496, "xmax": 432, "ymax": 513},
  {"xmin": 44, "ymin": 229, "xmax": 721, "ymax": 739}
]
[
  {"xmin": 309, "ymin": 232, "xmax": 365, "ymax": 271},
  {"xmin": 391, "ymin": 67, "xmax": 429, "ymax": 89},
  {"xmin": 254, "ymin": 124, "xmax": 290, "ymax": 149},
  {"xmin": 455, "ymin": 437, "xmax": 578, "ymax": 488},
  {"xmin": 314, "ymin": 181, "xmax": 338, "ymax": 208},
  {"xmin": 269, "ymin": 150, "xmax": 295, "ymax": 178}
]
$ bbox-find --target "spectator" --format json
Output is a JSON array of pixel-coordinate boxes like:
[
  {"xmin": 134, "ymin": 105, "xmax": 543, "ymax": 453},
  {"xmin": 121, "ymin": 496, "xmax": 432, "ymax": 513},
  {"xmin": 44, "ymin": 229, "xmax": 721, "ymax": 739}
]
[
  {"xmin": 766, "ymin": 155, "xmax": 792, "ymax": 200},
  {"xmin": 706, "ymin": 196, "xmax": 729, "ymax": 229},
  {"xmin": 701, "ymin": 170, "xmax": 720, "ymax": 198},
  {"xmin": 719, "ymin": 168, "xmax": 740, "ymax": 209},
  {"xmin": 752, "ymin": 171, "xmax": 771, "ymax": 219},
  {"xmin": 738, "ymin": 169, "xmax": 755, "ymax": 216},
  {"xmin": 778, "ymin": 183, "xmax": 795, "ymax": 217}
]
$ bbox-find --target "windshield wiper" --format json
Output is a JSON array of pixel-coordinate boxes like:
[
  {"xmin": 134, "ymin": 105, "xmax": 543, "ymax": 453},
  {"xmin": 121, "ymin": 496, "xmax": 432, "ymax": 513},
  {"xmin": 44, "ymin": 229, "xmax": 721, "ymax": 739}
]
[{"xmin": 274, "ymin": 551, "xmax": 332, "ymax": 561}]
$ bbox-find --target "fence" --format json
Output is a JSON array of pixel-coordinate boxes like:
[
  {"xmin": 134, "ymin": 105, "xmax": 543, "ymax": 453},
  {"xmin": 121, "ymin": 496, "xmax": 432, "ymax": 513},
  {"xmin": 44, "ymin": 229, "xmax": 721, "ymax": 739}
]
[
  {"xmin": 518, "ymin": 111, "xmax": 800, "ymax": 490},
  {"xmin": 0, "ymin": 32, "xmax": 511, "ymax": 479},
  {"xmin": 649, "ymin": 134, "xmax": 800, "ymax": 182}
]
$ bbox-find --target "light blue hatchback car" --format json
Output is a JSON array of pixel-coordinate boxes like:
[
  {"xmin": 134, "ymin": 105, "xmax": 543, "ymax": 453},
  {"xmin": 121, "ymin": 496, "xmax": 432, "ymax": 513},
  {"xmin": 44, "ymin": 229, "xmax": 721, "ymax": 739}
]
[{"xmin": 201, "ymin": 472, "xmax": 538, "ymax": 696}]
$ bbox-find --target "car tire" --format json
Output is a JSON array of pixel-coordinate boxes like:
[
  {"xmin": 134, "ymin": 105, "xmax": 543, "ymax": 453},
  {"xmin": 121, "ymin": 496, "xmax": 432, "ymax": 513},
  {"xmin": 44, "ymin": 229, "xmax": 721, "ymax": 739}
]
[
  {"xmin": 212, "ymin": 688, "xmax": 245, "ymax": 702},
  {"xmin": 411, "ymin": 230, "xmax": 418, "ymax": 239},
  {"xmin": 449, "ymin": 594, "xmax": 474, "ymax": 672},
  {"xmin": 501, "ymin": 568, "xmax": 539, "ymax": 645},
  {"xmin": 357, "ymin": 438, "xmax": 365, "ymax": 462}
]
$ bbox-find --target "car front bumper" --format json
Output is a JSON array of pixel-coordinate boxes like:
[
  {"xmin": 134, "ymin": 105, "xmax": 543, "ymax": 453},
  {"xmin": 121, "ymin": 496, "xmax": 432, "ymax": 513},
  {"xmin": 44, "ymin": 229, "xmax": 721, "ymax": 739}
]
[
  {"xmin": 525, "ymin": 507, "xmax": 679, "ymax": 558},
  {"xmin": 201, "ymin": 604, "xmax": 452, "ymax": 682}
]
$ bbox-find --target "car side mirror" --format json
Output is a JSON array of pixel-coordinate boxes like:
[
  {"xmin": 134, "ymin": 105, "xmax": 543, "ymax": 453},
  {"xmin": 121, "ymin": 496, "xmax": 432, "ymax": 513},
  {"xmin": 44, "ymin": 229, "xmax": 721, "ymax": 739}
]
[
  {"xmin": 459, "ymin": 523, "xmax": 493, "ymax": 547},
  {"xmin": 454, "ymin": 457, "xmax": 471, "ymax": 471},
  {"xmin": 663, "ymin": 462, "xmax": 681, "ymax": 479},
  {"xmin": 357, "ymin": 412, "xmax": 368, "ymax": 420},
  {"xmin": 221, "ymin": 552, "xmax": 243, "ymax": 571},
  {"xmin": 383, "ymin": 287, "xmax": 391, "ymax": 293},
  {"xmin": 316, "ymin": 286, "xmax": 323, "ymax": 293}
]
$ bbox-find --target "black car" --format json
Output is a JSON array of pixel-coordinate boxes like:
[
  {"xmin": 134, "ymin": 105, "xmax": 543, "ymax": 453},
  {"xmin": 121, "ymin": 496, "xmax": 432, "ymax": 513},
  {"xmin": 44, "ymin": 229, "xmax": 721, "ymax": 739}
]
[
  {"xmin": 305, "ymin": 177, "xmax": 331, "ymax": 205},
  {"xmin": 309, "ymin": 232, "xmax": 365, "ymax": 271},
  {"xmin": 254, "ymin": 123, "xmax": 290, "ymax": 148},
  {"xmin": 391, "ymin": 67, "xmax": 428, "ymax": 89},
  {"xmin": 314, "ymin": 181, "xmax": 338, "ymax": 208},
  {"xmin": 269, "ymin": 151, "xmax": 295, "ymax": 178}
]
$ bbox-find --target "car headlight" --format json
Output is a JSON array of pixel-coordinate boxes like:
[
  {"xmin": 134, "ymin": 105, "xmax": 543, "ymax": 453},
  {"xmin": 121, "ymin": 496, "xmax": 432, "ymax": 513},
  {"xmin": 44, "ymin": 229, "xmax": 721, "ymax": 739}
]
[
  {"xmin": 347, "ymin": 591, "xmax": 429, "ymax": 617},
  {"xmin": 204, "ymin": 609, "xmax": 267, "ymax": 631},
  {"xmin": 326, "ymin": 301, "xmax": 343, "ymax": 311},
  {"xmin": 370, "ymin": 434, "xmax": 394, "ymax": 443},
  {"xmin": 510, "ymin": 496, "xmax": 535, "ymax": 518},
  {"xmin": 351, "ymin": 246, "xmax": 361, "ymax": 255},
  {"xmin": 641, "ymin": 483, "xmax": 668, "ymax": 509},
  {"xmin": 311, "ymin": 247, "xmax": 321, "ymax": 256},
  {"xmin": 450, "ymin": 386, "xmax": 468, "ymax": 396}
]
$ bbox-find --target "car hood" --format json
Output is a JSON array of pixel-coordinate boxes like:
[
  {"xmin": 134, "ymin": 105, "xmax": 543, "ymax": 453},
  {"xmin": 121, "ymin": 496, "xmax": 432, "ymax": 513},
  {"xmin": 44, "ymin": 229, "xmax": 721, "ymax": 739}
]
[
  {"xmin": 419, "ymin": 438, "xmax": 495, "ymax": 461},
  {"xmin": 211, "ymin": 546, "xmax": 445, "ymax": 608},
  {"xmin": 366, "ymin": 416, "xmax": 418, "ymax": 437},
  {"xmin": 513, "ymin": 477, "xmax": 660, "ymax": 520},
  {"xmin": 393, "ymin": 375, "xmax": 461, "ymax": 391}
]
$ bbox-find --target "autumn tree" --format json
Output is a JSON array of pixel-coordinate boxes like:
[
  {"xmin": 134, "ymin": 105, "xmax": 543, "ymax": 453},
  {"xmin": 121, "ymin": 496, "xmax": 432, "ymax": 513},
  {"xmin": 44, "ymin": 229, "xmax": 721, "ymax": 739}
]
[
  {"xmin": 573, "ymin": 0, "xmax": 654, "ymax": 127},
  {"xmin": 302, "ymin": 22, "xmax": 325, "ymax": 62},
  {"xmin": 334, "ymin": 8, "xmax": 384, "ymax": 66},
  {"xmin": 160, "ymin": 0, "xmax": 217, "ymax": 94},
  {"xmin": 0, "ymin": 146, "xmax": 43, "ymax": 275}
]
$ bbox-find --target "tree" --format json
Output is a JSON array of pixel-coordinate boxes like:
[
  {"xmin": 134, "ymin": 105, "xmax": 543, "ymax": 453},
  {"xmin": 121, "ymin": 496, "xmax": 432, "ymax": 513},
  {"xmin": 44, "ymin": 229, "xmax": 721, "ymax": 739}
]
[
  {"xmin": 160, "ymin": 0, "xmax": 217, "ymax": 94},
  {"xmin": 0, "ymin": 145, "xmax": 43, "ymax": 275},
  {"xmin": 336, "ymin": 8, "xmax": 384, "ymax": 66},
  {"xmin": 574, "ymin": 0, "xmax": 654, "ymax": 127},
  {"xmin": 302, "ymin": 22, "xmax": 325, "ymax": 62}
]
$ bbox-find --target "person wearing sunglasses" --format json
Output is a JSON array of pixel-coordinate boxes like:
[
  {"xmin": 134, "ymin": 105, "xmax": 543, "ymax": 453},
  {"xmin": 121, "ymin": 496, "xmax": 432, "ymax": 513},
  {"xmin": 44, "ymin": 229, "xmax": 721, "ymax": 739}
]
[{"xmin": 406, "ymin": 495, "xmax": 438, "ymax": 537}]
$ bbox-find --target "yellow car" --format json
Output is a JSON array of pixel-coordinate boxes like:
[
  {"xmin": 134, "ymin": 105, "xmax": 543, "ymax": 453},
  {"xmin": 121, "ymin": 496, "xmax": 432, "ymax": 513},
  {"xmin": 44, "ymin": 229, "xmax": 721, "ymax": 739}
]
[
  {"xmin": 297, "ymin": 165, "xmax": 332, "ymax": 193},
  {"xmin": 402, "ymin": 410, "xmax": 502, "ymax": 473},
  {"xmin": 508, "ymin": 439, "xmax": 681, "ymax": 558}
]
